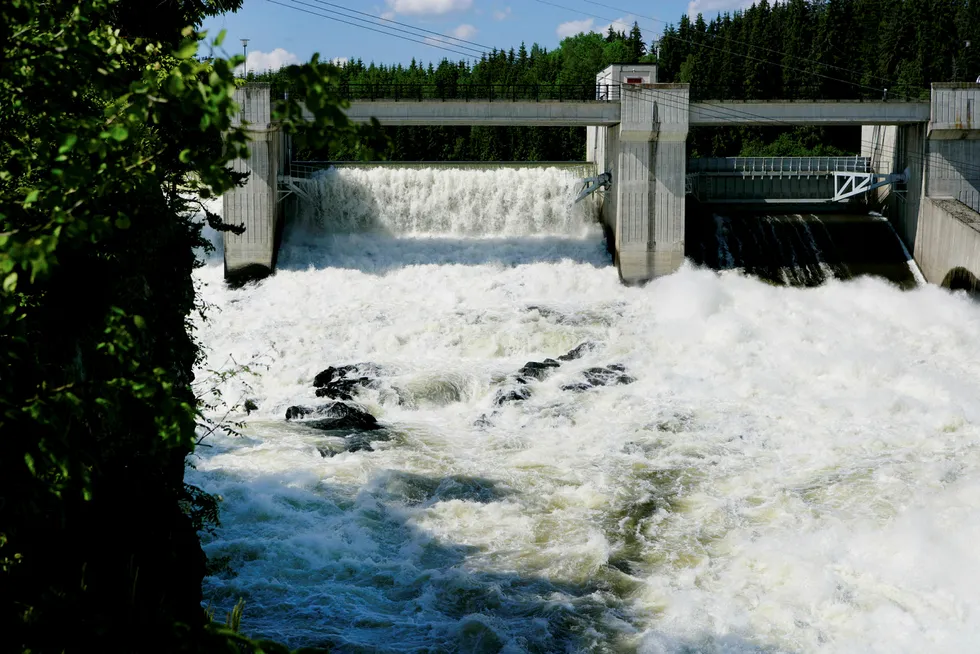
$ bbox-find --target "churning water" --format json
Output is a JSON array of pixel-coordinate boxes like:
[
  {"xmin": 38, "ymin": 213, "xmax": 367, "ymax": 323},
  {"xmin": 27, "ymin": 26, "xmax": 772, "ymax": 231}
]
[{"xmin": 191, "ymin": 167, "xmax": 980, "ymax": 653}]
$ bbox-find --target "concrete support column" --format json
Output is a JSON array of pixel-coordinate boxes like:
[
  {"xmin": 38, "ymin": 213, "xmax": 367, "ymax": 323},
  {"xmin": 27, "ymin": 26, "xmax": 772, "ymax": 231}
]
[
  {"xmin": 912, "ymin": 83, "xmax": 980, "ymax": 289},
  {"xmin": 586, "ymin": 123, "xmax": 619, "ymax": 237},
  {"xmin": 223, "ymin": 84, "xmax": 283, "ymax": 282},
  {"xmin": 615, "ymin": 84, "xmax": 689, "ymax": 284}
]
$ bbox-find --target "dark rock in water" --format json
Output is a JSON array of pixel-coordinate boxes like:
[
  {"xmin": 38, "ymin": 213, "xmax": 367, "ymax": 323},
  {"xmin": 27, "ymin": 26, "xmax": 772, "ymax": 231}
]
[
  {"xmin": 583, "ymin": 366, "xmax": 635, "ymax": 387},
  {"xmin": 518, "ymin": 359, "xmax": 561, "ymax": 381},
  {"xmin": 494, "ymin": 385, "xmax": 532, "ymax": 406},
  {"xmin": 346, "ymin": 430, "xmax": 390, "ymax": 453},
  {"xmin": 561, "ymin": 365, "xmax": 635, "ymax": 392},
  {"xmin": 286, "ymin": 405, "xmax": 315, "ymax": 420},
  {"xmin": 558, "ymin": 342, "xmax": 597, "ymax": 362},
  {"xmin": 243, "ymin": 399, "xmax": 258, "ymax": 415},
  {"xmin": 285, "ymin": 402, "xmax": 381, "ymax": 431},
  {"xmin": 317, "ymin": 446, "xmax": 336, "ymax": 458},
  {"xmin": 314, "ymin": 377, "xmax": 374, "ymax": 401},
  {"xmin": 313, "ymin": 363, "xmax": 384, "ymax": 401},
  {"xmin": 345, "ymin": 436, "xmax": 375, "ymax": 453},
  {"xmin": 474, "ymin": 413, "xmax": 494, "ymax": 427},
  {"xmin": 313, "ymin": 363, "xmax": 382, "ymax": 387}
]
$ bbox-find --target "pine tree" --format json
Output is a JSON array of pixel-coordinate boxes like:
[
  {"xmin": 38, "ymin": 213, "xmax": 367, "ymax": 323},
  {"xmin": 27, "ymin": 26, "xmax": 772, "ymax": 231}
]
[{"xmin": 627, "ymin": 22, "xmax": 646, "ymax": 62}]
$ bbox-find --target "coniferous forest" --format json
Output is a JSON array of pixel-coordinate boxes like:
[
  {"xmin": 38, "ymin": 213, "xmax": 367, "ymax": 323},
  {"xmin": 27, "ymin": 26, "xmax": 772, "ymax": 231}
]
[{"xmin": 254, "ymin": 0, "xmax": 980, "ymax": 160}]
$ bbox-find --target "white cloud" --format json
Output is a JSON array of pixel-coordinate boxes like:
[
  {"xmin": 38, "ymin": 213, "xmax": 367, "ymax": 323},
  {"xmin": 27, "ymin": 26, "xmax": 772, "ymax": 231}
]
[
  {"xmin": 236, "ymin": 48, "xmax": 299, "ymax": 75},
  {"xmin": 556, "ymin": 15, "xmax": 634, "ymax": 39},
  {"xmin": 493, "ymin": 7, "xmax": 511, "ymax": 20},
  {"xmin": 556, "ymin": 18, "xmax": 595, "ymax": 38},
  {"xmin": 687, "ymin": 0, "xmax": 754, "ymax": 17},
  {"xmin": 385, "ymin": 0, "xmax": 473, "ymax": 15},
  {"xmin": 452, "ymin": 23, "xmax": 478, "ymax": 39},
  {"xmin": 600, "ymin": 16, "xmax": 634, "ymax": 35},
  {"xmin": 331, "ymin": 57, "xmax": 350, "ymax": 67}
]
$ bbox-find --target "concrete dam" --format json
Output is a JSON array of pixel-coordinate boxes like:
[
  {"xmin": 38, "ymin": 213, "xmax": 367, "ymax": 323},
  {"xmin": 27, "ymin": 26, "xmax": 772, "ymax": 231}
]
[{"xmin": 223, "ymin": 67, "xmax": 980, "ymax": 291}]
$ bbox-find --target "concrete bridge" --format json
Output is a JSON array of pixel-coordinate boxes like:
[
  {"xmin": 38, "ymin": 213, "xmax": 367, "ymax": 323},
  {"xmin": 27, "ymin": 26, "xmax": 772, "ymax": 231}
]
[{"xmin": 223, "ymin": 67, "xmax": 980, "ymax": 291}]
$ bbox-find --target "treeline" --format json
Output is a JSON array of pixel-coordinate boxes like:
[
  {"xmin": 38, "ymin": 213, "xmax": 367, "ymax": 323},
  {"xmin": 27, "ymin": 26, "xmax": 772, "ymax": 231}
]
[
  {"xmin": 658, "ymin": 0, "xmax": 980, "ymax": 101},
  {"xmin": 253, "ymin": 28, "xmax": 651, "ymax": 161},
  {"xmin": 252, "ymin": 0, "xmax": 980, "ymax": 159}
]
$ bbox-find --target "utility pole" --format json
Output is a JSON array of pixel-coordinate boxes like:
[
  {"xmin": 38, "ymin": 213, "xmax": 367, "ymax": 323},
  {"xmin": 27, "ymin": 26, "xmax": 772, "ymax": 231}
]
[{"xmin": 241, "ymin": 38, "xmax": 250, "ymax": 78}]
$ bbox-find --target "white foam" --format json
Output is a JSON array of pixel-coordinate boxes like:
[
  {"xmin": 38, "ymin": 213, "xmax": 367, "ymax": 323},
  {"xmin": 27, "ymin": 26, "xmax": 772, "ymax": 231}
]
[{"xmin": 190, "ymin": 171, "xmax": 980, "ymax": 651}]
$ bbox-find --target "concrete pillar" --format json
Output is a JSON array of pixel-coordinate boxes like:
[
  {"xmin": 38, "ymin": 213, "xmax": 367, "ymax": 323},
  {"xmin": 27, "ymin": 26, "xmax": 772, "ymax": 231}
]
[
  {"xmin": 223, "ymin": 84, "xmax": 283, "ymax": 282},
  {"xmin": 912, "ymin": 83, "xmax": 980, "ymax": 288},
  {"xmin": 615, "ymin": 84, "xmax": 689, "ymax": 284},
  {"xmin": 586, "ymin": 122, "xmax": 619, "ymax": 238},
  {"xmin": 860, "ymin": 122, "xmax": 926, "ymax": 252},
  {"xmin": 860, "ymin": 124, "xmax": 897, "ymax": 203}
]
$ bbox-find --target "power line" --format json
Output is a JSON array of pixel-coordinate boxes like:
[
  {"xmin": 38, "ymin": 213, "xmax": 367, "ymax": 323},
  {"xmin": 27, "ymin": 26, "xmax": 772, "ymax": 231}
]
[
  {"xmin": 304, "ymin": 0, "xmax": 494, "ymax": 52},
  {"xmin": 267, "ymin": 0, "xmax": 483, "ymax": 60},
  {"xmin": 268, "ymin": 0, "xmax": 979, "ymax": 174}
]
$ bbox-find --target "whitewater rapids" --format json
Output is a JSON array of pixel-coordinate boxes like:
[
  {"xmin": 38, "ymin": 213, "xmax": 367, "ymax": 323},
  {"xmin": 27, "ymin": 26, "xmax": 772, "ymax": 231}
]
[{"xmin": 191, "ymin": 167, "xmax": 980, "ymax": 653}]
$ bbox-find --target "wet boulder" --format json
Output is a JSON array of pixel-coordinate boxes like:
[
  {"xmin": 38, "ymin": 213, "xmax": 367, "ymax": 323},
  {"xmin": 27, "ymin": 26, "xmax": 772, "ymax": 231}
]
[
  {"xmin": 517, "ymin": 358, "xmax": 561, "ymax": 381},
  {"xmin": 494, "ymin": 384, "xmax": 532, "ymax": 406},
  {"xmin": 285, "ymin": 402, "xmax": 381, "ymax": 431},
  {"xmin": 557, "ymin": 342, "xmax": 597, "ymax": 362},
  {"xmin": 561, "ymin": 365, "xmax": 635, "ymax": 392},
  {"xmin": 312, "ymin": 363, "xmax": 384, "ymax": 400}
]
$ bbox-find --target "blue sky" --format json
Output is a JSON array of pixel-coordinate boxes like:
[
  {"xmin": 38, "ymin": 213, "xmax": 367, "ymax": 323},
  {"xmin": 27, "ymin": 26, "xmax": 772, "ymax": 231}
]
[{"xmin": 200, "ymin": 0, "xmax": 743, "ymax": 73}]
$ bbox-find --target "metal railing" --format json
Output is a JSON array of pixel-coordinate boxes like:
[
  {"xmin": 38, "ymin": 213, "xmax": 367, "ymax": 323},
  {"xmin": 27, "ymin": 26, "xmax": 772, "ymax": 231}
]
[
  {"xmin": 688, "ymin": 156, "xmax": 872, "ymax": 176},
  {"xmin": 337, "ymin": 83, "xmax": 617, "ymax": 102}
]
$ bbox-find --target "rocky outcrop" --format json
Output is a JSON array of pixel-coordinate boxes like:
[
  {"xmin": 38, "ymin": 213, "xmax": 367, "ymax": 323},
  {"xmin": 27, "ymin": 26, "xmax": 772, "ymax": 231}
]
[
  {"xmin": 561, "ymin": 364, "xmax": 635, "ymax": 392},
  {"xmin": 285, "ymin": 402, "xmax": 381, "ymax": 431},
  {"xmin": 490, "ymin": 343, "xmax": 600, "ymax": 406},
  {"xmin": 312, "ymin": 363, "xmax": 383, "ymax": 401},
  {"xmin": 557, "ymin": 342, "xmax": 596, "ymax": 361}
]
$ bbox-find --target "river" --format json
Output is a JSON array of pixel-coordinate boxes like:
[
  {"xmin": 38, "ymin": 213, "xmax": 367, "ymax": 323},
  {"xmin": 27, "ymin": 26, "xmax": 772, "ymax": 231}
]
[{"xmin": 189, "ymin": 167, "xmax": 980, "ymax": 653}]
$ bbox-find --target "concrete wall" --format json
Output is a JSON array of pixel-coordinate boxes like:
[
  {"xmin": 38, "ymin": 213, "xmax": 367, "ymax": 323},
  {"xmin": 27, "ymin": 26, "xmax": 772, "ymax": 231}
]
[
  {"xmin": 911, "ymin": 85, "xmax": 980, "ymax": 291},
  {"xmin": 913, "ymin": 199, "xmax": 980, "ymax": 290},
  {"xmin": 342, "ymin": 100, "xmax": 621, "ymax": 127},
  {"xmin": 926, "ymin": 139, "xmax": 980, "ymax": 212},
  {"xmin": 223, "ymin": 85, "xmax": 283, "ymax": 281},
  {"xmin": 340, "ymin": 99, "xmax": 929, "ymax": 129},
  {"xmin": 615, "ymin": 84, "xmax": 689, "ymax": 284},
  {"xmin": 691, "ymin": 101, "xmax": 930, "ymax": 126}
]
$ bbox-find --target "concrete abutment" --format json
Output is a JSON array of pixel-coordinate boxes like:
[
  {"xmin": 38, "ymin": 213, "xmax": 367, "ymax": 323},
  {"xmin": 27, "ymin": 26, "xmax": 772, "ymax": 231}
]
[{"xmin": 223, "ymin": 85, "xmax": 284, "ymax": 283}]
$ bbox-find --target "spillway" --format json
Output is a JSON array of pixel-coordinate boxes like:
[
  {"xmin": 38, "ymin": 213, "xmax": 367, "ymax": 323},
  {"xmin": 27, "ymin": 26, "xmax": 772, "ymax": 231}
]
[{"xmin": 191, "ymin": 167, "xmax": 980, "ymax": 652}]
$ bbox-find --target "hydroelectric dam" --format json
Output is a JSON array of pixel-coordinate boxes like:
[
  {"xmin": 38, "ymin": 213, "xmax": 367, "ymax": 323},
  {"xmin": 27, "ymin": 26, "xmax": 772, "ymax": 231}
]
[
  {"xmin": 223, "ymin": 67, "xmax": 980, "ymax": 290},
  {"xmin": 196, "ymin": 71, "xmax": 980, "ymax": 651}
]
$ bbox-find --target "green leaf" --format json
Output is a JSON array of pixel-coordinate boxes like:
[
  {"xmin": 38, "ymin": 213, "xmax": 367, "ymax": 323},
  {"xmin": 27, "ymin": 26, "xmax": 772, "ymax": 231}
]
[
  {"xmin": 133, "ymin": 315, "xmax": 146, "ymax": 329},
  {"xmin": 24, "ymin": 190, "xmax": 39, "ymax": 206},
  {"xmin": 58, "ymin": 134, "xmax": 78, "ymax": 154},
  {"xmin": 174, "ymin": 39, "xmax": 198, "ymax": 60},
  {"xmin": 108, "ymin": 125, "xmax": 128, "ymax": 141},
  {"xmin": 3, "ymin": 272, "xmax": 17, "ymax": 293},
  {"xmin": 115, "ymin": 216, "xmax": 131, "ymax": 229},
  {"xmin": 179, "ymin": 149, "xmax": 192, "ymax": 163}
]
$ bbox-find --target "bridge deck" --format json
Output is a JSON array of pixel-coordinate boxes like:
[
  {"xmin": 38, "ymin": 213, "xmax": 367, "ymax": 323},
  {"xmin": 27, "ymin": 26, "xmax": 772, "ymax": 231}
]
[
  {"xmin": 338, "ymin": 101, "xmax": 621, "ymax": 127},
  {"xmin": 690, "ymin": 101, "xmax": 930, "ymax": 126},
  {"xmin": 337, "ymin": 99, "xmax": 930, "ymax": 127}
]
